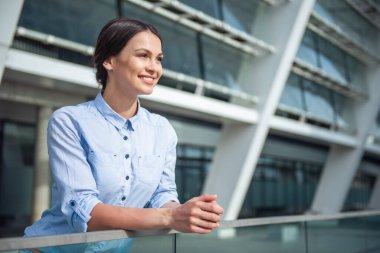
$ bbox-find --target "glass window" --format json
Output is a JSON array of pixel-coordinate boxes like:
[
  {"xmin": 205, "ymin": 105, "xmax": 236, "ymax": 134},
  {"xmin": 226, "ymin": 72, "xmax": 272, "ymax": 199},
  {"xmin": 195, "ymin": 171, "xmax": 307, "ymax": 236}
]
[
  {"xmin": 122, "ymin": 2, "xmax": 201, "ymax": 78},
  {"xmin": 303, "ymin": 79, "xmax": 334, "ymax": 123},
  {"xmin": 201, "ymin": 35, "xmax": 255, "ymax": 91},
  {"xmin": 345, "ymin": 54, "xmax": 367, "ymax": 93},
  {"xmin": 297, "ymin": 30, "xmax": 319, "ymax": 68},
  {"xmin": 279, "ymin": 73, "xmax": 305, "ymax": 111},
  {"xmin": 221, "ymin": 0, "xmax": 259, "ymax": 34},
  {"xmin": 0, "ymin": 121, "xmax": 35, "ymax": 237},
  {"xmin": 317, "ymin": 37, "xmax": 348, "ymax": 84},
  {"xmin": 369, "ymin": 111, "xmax": 380, "ymax": 141},
  {"xmin": 240, "ymin": 154, "xmax": 322, "ymax": 218},
  {"xmin": 176, "ymin": 145, "xmax": 214, "ymax": 203},
  {"xmin": 18, "ymin": 0, "xmax": 117, "ymax": 46},
  {"xmin": 313, "ymin": 2, "xmax": 335, "ymax": 24},
  {"xmin": 313, "ymin": 0, "xmax": 379, "ymax": 55},
  {"xmin": 333, "ymin": 92, "xmax": 355, "ymax": 131},
  {"xmin": 179, "ymin": 0, "xmax": 221, "ymax": 20},
  {"xmin": 344, "ymin": 171, "xmax": 375, "ymax": 211}
]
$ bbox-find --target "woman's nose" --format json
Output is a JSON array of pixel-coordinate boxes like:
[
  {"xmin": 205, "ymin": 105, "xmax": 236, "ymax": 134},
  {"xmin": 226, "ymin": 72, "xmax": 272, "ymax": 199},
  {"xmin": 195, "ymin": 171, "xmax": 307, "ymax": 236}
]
[{"xmin": 146, "ymin": 59, "xmax": 161, "ymax": 74}]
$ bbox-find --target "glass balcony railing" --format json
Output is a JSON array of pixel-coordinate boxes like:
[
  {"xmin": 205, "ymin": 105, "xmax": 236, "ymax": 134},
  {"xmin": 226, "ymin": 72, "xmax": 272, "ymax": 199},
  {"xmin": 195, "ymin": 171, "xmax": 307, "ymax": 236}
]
[{"xmin": 1, "ymin": 210, "xmax": 379, "ymax": 253}]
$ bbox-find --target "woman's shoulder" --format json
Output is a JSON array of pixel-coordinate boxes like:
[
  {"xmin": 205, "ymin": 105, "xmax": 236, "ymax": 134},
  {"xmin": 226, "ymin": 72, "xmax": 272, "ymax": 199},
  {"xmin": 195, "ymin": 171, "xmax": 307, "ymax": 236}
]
[
  {"xmin": 49, "ymin": 101, "xmax": 95, "ymax": 126},
  {"xmin": 139, "ymin": 106, "xmax": 172, "ymax": 128}
]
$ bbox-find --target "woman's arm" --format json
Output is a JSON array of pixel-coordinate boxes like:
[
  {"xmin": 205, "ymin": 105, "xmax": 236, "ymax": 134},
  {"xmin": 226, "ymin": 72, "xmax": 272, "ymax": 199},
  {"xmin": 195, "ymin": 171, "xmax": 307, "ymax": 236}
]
[{"xmin": 87, "ymin": 194, "xmax": 223, "ymax": 234}]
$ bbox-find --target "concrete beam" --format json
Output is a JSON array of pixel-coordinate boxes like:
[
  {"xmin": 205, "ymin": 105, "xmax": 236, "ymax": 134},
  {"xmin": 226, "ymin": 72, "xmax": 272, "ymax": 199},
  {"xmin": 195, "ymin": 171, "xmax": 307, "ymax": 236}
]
[
  {"xmin": 203, "ymin": 0, "xmax": 316, "ymax": 220},
  {"xmin": 0, "ymin": 0, "xmax": 24, "ymax": 82},
  {"xmin": 311, "ymin": 66, "xmax": 380, "ymax": 213}
]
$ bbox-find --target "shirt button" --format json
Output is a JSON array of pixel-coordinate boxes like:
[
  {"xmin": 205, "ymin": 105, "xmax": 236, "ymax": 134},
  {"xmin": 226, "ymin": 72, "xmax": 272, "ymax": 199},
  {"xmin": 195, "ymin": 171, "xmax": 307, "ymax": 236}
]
[
  {"xmin": 70, "ymin": 200, "xmax": 75, "ymax": 206},
  {"xmin": 121, "ymin": 196, "xmax": 126, "ymax": 201},
  {"xmin": 125, "ymin": 154, "xmax": 129, "ymax": 159},
  {"xmin": 125, "ymin": 176, "xmax": 130, "ymax": 180},
  {"xmin": 123, "ymin": 136, "xmax": 128, "ymax": 140}
]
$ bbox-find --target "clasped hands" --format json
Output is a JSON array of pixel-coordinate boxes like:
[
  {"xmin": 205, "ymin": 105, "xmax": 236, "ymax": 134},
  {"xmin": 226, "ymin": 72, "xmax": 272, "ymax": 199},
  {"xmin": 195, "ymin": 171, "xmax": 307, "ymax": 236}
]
[{"xmin": 168, "ymin": 194, "xmax": 224, "ymax": 234}]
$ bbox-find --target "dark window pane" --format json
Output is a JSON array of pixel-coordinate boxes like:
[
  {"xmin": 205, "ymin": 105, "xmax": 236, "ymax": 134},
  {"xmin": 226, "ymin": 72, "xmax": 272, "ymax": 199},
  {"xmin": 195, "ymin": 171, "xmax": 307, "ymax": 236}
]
[
  {"xmin": 333, "ymin": 92, "xmax": 355, "ymax": 131},
  {"xmin": 222, "ymin": 0, "xmax": 259, "ymax": 33},
  {"xmin": 303, "ymin": 79, "xmax": 334, "ymax": 123},
  {"xmin": 18, "ymin": 0, "xmax": 117, "ymax": 46},
  {"xmin": 297, "ymin": 30, "xmax": 319, "ymax": 67},
  {"xmin": 122, "ymin": 2, "xmax": 201, "ymax": 78},
  {"xmin": 0, "ymin": 122, "xmax": 35, "ymax": 237},
  {"xmin": 179, "ymin": 0, "xmax": 221, "ymax": 19},
  {"xmin": 317, "ymin": 37, "xmax": 348, "ymax": 84},
  {"xmin": 279, "ymin": 73, "xmax": 305, "ymax": 111},
  {"xmin": 313, "ymin": 0, "xmax": 379, "ymax": 55},
  {"xmin": 201, "ymin": 35, "xmax": 255, "ymax": 91}
]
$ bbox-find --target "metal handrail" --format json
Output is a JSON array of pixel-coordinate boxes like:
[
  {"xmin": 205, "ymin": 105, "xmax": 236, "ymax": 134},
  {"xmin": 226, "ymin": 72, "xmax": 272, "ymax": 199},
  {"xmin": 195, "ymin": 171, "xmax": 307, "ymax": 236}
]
[{"xmin": 1, "ymin": 209, "xmax": 379, "ymax": 251}]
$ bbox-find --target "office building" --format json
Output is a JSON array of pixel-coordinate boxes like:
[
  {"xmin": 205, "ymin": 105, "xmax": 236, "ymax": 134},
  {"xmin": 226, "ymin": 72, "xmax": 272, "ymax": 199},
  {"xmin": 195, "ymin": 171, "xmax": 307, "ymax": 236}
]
[{"xmin": 0, "ymin": 0, "xmax": 379, "ymax": 237}]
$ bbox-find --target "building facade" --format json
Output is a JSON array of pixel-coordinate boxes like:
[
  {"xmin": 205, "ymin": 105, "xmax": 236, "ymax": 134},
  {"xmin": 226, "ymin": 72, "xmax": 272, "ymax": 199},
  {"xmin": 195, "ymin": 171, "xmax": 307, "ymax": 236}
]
[{"xmin": 0, "ymin": 0, "xmax": 379, "ymax": 237}]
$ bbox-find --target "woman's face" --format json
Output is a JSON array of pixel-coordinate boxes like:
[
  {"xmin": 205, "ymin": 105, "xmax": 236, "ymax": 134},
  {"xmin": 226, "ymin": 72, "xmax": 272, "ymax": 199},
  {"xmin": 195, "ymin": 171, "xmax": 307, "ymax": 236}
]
[{"xmin": 104, "ymin": 31, "xmax": 163, "ymax": 98}]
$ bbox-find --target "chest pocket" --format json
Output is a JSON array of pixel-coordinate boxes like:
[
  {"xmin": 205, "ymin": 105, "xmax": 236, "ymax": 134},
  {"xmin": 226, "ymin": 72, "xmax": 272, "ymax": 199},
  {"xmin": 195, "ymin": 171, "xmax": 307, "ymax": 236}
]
[
  {"xmin": 88, "ymin": 153, "xmax": 124, "ymax": 186},
  {"xmin": 133, "ymin": 154, "xmax": 165, "ymax": 185}
]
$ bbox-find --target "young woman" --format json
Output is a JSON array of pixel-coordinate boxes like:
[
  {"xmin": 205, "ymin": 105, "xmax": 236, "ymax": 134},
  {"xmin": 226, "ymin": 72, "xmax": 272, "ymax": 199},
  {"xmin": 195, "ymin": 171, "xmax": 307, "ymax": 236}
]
[{"xmin": 24, "ymin": 17, "xmax": 223, "ymax": 238}]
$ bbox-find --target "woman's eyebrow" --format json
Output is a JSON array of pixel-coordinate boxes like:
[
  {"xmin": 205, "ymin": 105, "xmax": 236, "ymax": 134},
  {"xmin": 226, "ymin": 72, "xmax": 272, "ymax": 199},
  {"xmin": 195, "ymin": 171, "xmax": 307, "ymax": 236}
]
[{"xmin": 134, "ymin": 48, "xmax": 163, "ymax": 56}]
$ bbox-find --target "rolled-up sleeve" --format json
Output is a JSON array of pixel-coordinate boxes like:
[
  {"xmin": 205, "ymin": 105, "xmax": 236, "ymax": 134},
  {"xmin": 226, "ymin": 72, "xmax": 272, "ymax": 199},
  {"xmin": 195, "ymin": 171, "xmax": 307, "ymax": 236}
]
[
  {"xmin": 148, "ymin": 120, "xmax": 180, "ymax": 208},
  {"xmin": 48, "ymin": 109, "xmax": 101, "ymax": 232}
]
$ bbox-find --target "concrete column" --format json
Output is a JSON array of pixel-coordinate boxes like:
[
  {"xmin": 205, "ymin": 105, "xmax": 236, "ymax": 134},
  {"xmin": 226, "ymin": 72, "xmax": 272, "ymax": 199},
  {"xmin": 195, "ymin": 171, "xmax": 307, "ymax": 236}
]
[
  {"xmin": 202, "ymin": 0, "xmax": 316, "ymax": 220},
  {"xmin": 0, "ymin": 0, "xmax": 24, "ymax": 82},
  {"xmin": 311, "ymin": 66, "xmax": 380, "ymax": 214},
  {"xmin": 369, "ymin": 176, "xmax": 380, "ymax": 209},
  {"xmin": 32, "ymin": 106, "xmax": 53, "ymax": 222}
]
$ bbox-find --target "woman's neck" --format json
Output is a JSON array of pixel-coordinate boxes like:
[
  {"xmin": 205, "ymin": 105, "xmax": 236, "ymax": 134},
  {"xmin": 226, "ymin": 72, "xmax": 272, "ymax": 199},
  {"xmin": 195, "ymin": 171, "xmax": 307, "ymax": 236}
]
[{"xmin": 102, "ymin": 88, "xmax": 138, "ymax": 119}]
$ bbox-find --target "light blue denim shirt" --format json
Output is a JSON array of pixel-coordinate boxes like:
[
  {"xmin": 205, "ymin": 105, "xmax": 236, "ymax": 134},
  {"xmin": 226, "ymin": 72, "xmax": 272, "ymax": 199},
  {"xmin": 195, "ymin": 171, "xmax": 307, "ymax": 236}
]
[{"xmin": 24, "ymin": 92, "xmax": 179, "ymax": 236}]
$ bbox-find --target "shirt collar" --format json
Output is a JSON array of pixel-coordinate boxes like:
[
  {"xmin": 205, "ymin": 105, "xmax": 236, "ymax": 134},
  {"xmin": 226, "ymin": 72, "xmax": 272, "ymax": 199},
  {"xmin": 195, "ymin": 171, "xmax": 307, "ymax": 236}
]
[{"xmin": 94, "ymin": 92, "xmax": 140, "ymax": 131}]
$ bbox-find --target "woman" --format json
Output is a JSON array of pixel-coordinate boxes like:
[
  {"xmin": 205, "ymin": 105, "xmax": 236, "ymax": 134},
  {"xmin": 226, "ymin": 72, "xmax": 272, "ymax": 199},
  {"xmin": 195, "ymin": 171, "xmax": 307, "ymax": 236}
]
[{"xmin": 24, "ymin": 17, "xmax": 223, "ymax": 238}]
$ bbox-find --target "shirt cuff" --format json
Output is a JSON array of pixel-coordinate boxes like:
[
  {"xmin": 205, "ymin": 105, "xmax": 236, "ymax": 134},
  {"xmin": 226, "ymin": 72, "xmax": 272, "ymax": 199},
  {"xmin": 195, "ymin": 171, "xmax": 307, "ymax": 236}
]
[
  {"xmin": 149, "ymin": 192, "xmax": 179, "ymax": 208},
  {"xmin": 69, "ymin": 195, "xmax": 102, "ymax": 232}
]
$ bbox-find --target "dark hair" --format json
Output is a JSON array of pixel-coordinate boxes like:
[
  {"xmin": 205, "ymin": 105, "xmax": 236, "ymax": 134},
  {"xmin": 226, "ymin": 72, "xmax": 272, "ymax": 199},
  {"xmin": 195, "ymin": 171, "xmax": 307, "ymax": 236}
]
[{"xmin": 93, "ymin": 17, "xmax": 162, "ymax": 91}]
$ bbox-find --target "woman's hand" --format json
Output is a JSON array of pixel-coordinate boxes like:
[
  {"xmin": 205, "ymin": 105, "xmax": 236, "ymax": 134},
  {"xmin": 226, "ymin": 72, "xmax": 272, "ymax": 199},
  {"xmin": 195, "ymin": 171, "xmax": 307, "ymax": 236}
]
[{"xmin": 168, "ymin": 194, "xmax": 224, "ymax": 234}]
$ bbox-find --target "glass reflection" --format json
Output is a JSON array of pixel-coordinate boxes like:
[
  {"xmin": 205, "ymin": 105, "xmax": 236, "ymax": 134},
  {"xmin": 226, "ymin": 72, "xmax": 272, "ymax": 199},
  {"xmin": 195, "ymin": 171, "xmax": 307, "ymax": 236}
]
[
  {"xmin": 0, "ymin": 122, "xmax": 35, "ymax": 237},
  {"xmin": 279, "ymin": 73, "xmax": 305, "ymax": 111},
  {"xmin": 201, "ymin": 35, "xmax": 254, "ymax": 92},
  {"xmin": 18, "ymin": 0, "xmax": 117, "ymax": 46},
  {"xmin": 318, "ymin": 38, "xmax": 347, "ymax": 84},
  {"xmin": 177, "ymin": 223, "xmax": 306, "ymax": 253},
  {"xmin": 297, "ymin": 30, "xmax": 319, "ymax": 68},
  {"xmin": 122, "ymin": 2, "xmax": 201, "ymax": 78},
  {"xmin": 303, "ymin": 79, "xmax": 334, "ymax": 124},
  {"xmin": 332, "ymin": 92, "xmax": 354, "ymax": 131},
  {"xmin": 179, "ymin": 0, "xmax": 221, "ymax": 19},
  {"xmin": 307, "ymin": 218, "xmax": 367, "ymax": 253},
  {"xmin": 313, "ymin": 0, "xmax": 379, "ymax": 54},
  {"xmin": 221, "ymin": 0, "xmax": 259, "ymax": 33}
]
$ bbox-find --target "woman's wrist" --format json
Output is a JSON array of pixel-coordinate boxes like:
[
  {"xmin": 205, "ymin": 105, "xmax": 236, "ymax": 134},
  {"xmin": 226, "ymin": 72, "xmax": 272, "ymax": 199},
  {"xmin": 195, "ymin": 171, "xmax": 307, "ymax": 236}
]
[{"xmin": 161, "ymin": 207, "xmax": 175, "ymax": 229}]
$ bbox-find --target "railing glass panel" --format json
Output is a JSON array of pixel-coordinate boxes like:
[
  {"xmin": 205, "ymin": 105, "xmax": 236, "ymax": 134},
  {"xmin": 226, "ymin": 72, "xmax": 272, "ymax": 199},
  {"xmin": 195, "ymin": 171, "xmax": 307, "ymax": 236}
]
[
  {"xmin": 177, "ymin": 223, "xmax": 306, "ymax": 253},
  {"xmin": 1, "ymin": 212, "xmax": 380, "ymax": 253},
  {"xmin": 307, "ymin": 218, "xmax": 369, "ymax": 253}
]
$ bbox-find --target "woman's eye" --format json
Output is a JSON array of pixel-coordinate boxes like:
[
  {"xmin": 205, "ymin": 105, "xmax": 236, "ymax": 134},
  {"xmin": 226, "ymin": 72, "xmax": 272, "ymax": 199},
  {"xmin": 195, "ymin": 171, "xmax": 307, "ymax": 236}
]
[
  {"xmin": 139, "ymin": 54, "xmax": 148, "ymax": 58},
  {"xmin": 156, "ymin": 57, "xmax": 163, "ymax": 62}
]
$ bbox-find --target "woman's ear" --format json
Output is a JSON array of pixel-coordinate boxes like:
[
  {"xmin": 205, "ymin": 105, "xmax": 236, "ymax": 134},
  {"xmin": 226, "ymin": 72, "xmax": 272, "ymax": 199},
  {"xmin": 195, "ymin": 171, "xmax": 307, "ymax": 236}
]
[{"xmin": 103, "ymin": 57, "xmax": 113, "ymax": 71}]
